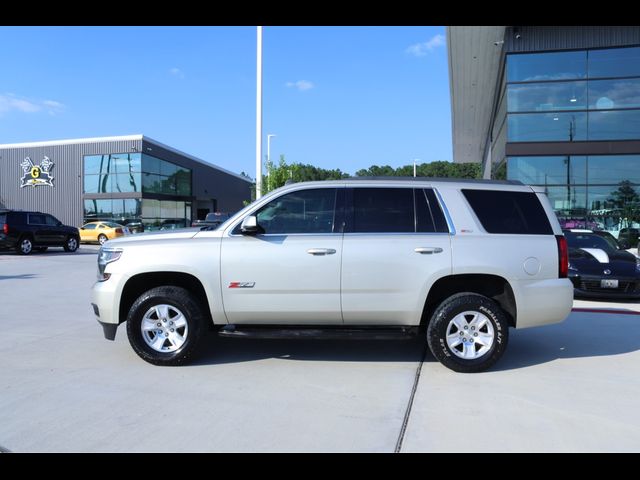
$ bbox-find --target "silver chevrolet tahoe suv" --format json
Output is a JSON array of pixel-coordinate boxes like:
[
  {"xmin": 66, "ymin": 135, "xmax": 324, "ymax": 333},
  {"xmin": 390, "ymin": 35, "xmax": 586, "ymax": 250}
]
[{"xmin": 91, "ymin": 179, "xmax": 573, "ymax": 372}]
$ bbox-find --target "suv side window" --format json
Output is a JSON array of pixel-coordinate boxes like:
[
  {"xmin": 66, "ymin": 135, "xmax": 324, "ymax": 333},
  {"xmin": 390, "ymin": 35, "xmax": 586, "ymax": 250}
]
[
  {"xmin": 351, "ymin": 188, "xmax": 414, "ymax": 233},
  {"xmin": 45, "ymin": 215, "xmax": 60, "ymax": 226},
  {"xmin": 348, "ymin": 188, "xmax": 449, "ymax": 234},
  {"xmin": 462, "ymin": 189, "xmax": 553, "ymax": 235},
  {"xmin": 28, "ymin": 213, "xmax": 46, "ymax": 225},
  {"xmin": 249, "ymin": 188, "xmax": 338, "ymax": 235}
]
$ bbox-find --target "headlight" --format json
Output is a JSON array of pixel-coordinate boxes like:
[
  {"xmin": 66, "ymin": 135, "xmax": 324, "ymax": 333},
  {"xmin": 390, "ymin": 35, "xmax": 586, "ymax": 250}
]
[{"xmin": 97, "ymin": 247, "xmax": 123, "ymax": 281}]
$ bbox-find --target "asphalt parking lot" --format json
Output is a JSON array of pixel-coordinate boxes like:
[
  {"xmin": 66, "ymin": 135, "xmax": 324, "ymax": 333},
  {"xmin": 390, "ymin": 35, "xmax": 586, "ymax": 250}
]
[{"xmin": 1, "ymin": 247, "xmax": 640, "ymax": 452}]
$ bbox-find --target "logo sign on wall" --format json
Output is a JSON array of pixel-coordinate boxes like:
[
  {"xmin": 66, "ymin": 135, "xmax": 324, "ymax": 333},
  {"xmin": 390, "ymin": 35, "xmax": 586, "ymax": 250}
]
[{"xmin": 20, "ymin": 156, "xmax": 54, "ymax": 188}]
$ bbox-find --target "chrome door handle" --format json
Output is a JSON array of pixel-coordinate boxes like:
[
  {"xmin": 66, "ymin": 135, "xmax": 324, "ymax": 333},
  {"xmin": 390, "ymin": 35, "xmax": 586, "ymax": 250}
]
[
  {"xmin": 415, "ymin": 247, "xmax": 443, "ymax": 255},
  {"xmin": 307, "ymin": 248, "xmax": 337, "ymax": 256}
]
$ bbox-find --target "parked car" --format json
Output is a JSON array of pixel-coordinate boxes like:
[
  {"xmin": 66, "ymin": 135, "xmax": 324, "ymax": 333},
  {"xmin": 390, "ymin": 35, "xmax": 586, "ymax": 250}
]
[
  {"xmin": 590, "ymin": 230, "xmax": 625, "ymax": 250},
  {"xmin": 191, "ymin": 212, "xmax": 232, "ymax": 230},
  {"xmin": 160, "ymin": 219, "xmax": 188, "ymax": 231},
  {"xmin": 564, "ymin": 229, "xmax": 640, "ymax": 299},
  {"xmin": 80, "ymin": 221, "xmax": 129, "ymax": 245},
  {"xmin": 0, "ymin": 209, "xmax": 79, "ymax": 255},
  {"xmin": 118, "ymin": 218, "xmax": 145, "ymax": 234},
  {"xmin": 617, "ymin": 227, "xmax": 640, "ymax": 250},
  {"xmin": 91, "ymin": 179, "xmax": 573, "ymax": 373}
]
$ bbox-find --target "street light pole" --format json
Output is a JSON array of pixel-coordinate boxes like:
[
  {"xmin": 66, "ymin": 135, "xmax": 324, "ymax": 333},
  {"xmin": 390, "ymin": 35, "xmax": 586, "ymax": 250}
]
[
  {"xmin": 413, "ymin": 159, "xmax": 420, "ymax": 178},
  {"xmin": 267, "ymin": 134, "xmax": 276, "ymax": 167},
  {"xmin": 255, "ymin": 26, "xmax": 263, "ymax": 199}
]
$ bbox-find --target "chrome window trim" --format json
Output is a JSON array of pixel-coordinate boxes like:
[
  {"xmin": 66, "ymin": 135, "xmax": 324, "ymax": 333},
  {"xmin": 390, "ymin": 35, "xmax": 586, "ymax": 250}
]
[{"xmin": 433, "ymin": 188, "xmax": 456, "ymax": 235}]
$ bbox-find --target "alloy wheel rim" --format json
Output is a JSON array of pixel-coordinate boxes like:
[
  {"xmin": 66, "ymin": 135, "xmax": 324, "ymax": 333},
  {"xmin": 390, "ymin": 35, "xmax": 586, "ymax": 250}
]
[
  {"xmin": 21, "ymin": 239, "xmax": 32, "ymax": 254},
  {"xmin": 446, "ymin": 310, "xmax": 494, "ymax": 360},
  {"xmin": 99, "ymin": 236, "xmax": 106, "ymax": 245},
  {"xmin": 141, "ymin": 304, "xmax": 189, "ymax": 353},
  {"xmin": 68, "ymin": 238, "xmax": 78, "ymax": 250}
]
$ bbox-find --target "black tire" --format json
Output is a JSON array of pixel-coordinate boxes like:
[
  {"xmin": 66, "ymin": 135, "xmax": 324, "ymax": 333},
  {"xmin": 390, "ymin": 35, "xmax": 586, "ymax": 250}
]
[
  {"xmin": 36, "ymin": 247, "xmax": 48, "ymax": 253},
  {"xmin": 63, "ymin": 235, "xmax": 79, "ymax": 252},
  {"xmin": 16, "ymin": 236, "xmax": 33, "ymax": 255},
  {"xmin": 98, "ymin": 234, "xmax": 108, "ymax": 245},
  {"xmin": 427, "ymin": 293, "xmax": 509, "ymax": 373},
  {"xmin": 126, "ymin": 286, "xmax": 207, "ymax": 366}
]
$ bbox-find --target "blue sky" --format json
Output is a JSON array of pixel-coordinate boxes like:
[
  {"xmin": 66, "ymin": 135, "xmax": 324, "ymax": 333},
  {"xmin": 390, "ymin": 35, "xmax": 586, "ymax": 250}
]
[{"xmin": 0, "ymin": 26, "xmax": 451, "ymax": 177}]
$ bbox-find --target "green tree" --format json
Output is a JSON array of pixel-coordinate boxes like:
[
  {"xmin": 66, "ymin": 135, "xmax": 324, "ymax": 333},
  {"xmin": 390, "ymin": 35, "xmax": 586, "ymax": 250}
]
[
  {"xmin": 356, "ymin": 161, "xmax": 482, "ymax": 179},
  {"xmin": 608, "ymin": 180, "xmax": 640, "ymax": 228}
]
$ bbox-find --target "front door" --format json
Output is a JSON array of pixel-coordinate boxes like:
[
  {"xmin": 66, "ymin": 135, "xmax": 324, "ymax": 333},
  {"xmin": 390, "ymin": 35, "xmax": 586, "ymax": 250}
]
[
  {"xmin": 45, "ymin": 215, "xmax": 66, "ymax": 243},
  {"xmin": 221, "ymin": 187, "xmax": 344, "ymax": 324}
]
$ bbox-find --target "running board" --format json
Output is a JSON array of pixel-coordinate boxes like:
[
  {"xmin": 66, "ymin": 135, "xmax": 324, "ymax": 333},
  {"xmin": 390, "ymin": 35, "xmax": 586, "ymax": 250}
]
[{"xmin": 218, "ymin": 325, "xmax": 419, "ymax": 340}]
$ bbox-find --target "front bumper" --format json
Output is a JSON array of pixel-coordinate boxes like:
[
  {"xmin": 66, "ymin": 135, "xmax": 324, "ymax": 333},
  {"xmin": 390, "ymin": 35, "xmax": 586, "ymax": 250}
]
[
  {"xmin": 91, "ymin": 272, "xmax": 127, "ymax": 340},
  {"xmin": 570, "ymin": 273, "xmax": 640, "ymax": 299}
]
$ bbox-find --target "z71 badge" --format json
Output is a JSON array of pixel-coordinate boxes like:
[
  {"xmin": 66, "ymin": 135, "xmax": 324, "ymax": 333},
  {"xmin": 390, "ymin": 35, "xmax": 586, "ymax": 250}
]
[{"xmin": 228, "ymin": 282, "xmax": 256, "ymax": 289}]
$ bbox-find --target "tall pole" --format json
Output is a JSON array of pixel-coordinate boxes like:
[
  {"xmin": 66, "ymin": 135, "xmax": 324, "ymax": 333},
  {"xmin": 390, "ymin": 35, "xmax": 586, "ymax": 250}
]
[
  {"xmin": 255, "ymin": 26, "xmax": 263, "ymax": 199},
  {"xmin": 267, "ymin": 134, "xmax": 276, "ymax": 192},
  {"xmin": 413, "ymin": 159, "xmax": 417, "ymax": 178}
]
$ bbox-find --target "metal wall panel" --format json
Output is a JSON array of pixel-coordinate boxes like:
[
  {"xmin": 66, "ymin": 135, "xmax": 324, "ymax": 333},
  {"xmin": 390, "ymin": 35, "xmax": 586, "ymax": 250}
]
[
  {"xmin": 0, "ymin": 139, "xmax": 142, "ymax": 228},
  {"xmin": 506, "ymin": 26, "xmax": 640, "ymax": 53}
]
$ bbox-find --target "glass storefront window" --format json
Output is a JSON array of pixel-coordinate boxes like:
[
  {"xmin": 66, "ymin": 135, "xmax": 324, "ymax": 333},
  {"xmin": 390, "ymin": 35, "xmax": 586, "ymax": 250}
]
[
  {"xmin": 160, "ymin": 160, "xmax": 178, "ymax": 177},
  {"xmin": 508, "ymin": 112, "xmax": 587, "ymax": 142},
  {"xmin": 588, "ymin": 78, "xmax": 640, "ymax": 110},
  {"xmin": 507, "ymin": 81, "xmax": 587, "ymax": 112},
  {"xmin": 587, "ymin": 155, "xmax": 640, "ymax": 185},
  {"xmin": 507, "ymin": 51, "xmax": 587, "ymax": 83},
  {"xmin": 588, "ymin": 110, "xmax": 640, "ymax": 140},
  {"xmin": 507, "ymin": 156, "xmax": 587, "ymax": 185},
  {"xmin": 142, "ymin": 154, "xmax": 161, "ymax": 175},
  {"xmin": 588, "ymin": 47, "xmax": 640, "ymax": 79},
  {"xmin": 110, "ymin": 153, "xmax": 141, "ymax": 173}
]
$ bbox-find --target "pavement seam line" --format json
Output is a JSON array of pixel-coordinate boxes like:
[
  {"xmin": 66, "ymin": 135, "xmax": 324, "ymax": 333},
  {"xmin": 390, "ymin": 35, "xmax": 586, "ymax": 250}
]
[{"xmin": 394, "ymin": 340, "xmax": 429, "ymax": 453}]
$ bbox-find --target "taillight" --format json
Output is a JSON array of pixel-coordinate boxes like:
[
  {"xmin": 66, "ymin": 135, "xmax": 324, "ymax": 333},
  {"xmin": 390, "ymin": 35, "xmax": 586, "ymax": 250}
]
[
  {"xmin": 115, "ymin": 228, "xmax": 123, "ymax": 234},
  {"xmin": 2, "ymin": 223, "xmax": 8, "ymax": 235},
  {"xmin": 556, "ymin": 235, "xmax": 568, "ymax": 278}
]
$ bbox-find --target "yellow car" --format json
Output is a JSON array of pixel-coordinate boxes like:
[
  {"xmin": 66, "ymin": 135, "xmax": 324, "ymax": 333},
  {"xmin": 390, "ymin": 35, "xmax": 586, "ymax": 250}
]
[{"xmin": 80, "ymin": 221, "xmax": 129, "ymax": 245}]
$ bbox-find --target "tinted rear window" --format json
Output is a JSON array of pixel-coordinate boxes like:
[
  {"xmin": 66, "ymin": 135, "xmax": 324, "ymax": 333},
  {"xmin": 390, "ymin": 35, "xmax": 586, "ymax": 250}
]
[{"xmin": 462, "ymin": 189, "xmax": 553, "ymax": 235}]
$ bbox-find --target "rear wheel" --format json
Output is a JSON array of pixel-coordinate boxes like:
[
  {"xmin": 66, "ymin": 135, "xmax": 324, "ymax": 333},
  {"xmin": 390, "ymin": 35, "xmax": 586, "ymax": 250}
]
[
  {"xmin": 98, "ymin": 234, "xmax": 108, "ymax": 245},
  {"xmin": 64, "ymin": 235, "xmax": 79, "ymax": 252},
  {"xmin": 427, "ymin": 293, "xmax": 509, "ymax": 373},
  {"xmin": 16, "ymin": 237, "xmax": 33, "ymax": 255},
  {"xmin": 126, "ymin": 286, "xmax": 207, "ymax": 366}
]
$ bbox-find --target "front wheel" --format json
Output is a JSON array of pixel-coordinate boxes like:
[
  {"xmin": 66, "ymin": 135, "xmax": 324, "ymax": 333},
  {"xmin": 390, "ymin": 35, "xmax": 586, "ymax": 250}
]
[
  {"xmin": 64, "ymin": 235, "xmax": 79, "ymax": 252},
  {"xmin": 126, "ymin": 286, "xmax": 207, "ymax": 366},
  {"xmin": 98, "ymin": 234, "xmax": 108, "ymax": 245},
  {"xmin": 427, "ymin": 293, "xmax": 509, "ymax": 373}
]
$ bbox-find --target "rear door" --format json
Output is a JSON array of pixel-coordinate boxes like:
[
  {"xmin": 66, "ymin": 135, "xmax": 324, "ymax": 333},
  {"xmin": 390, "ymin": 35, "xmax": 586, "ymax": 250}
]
[{"xmin": 341, "ymin": 187, "xmax": 452, "ymax": 325}]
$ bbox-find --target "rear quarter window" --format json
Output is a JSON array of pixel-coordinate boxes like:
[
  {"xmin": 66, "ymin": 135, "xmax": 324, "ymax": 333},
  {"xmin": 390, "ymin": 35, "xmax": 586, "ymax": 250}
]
[
  {"xmin": 462, "ymin": 189, "xmax": 553, "ymax": 235},
  {"xmin": 0, "ymin": 213, "xmax": 5, "ymax": 224}
]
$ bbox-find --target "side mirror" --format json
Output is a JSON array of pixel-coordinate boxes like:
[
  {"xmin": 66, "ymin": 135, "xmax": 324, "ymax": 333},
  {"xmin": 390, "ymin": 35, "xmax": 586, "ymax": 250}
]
[
  {"xmin": 240, "ymin": 215, "xmax": 260, "ymax": 235},
  {"xmin": 619, "ymin": 240, "xmax": 630, "ymax": 250},
  {"xmin": 80, "ymin": 227, "xmax": 85, "ymax": 230},
  {"xmin": 57, "ymin": 221, "xmax": 63, "ymax": 226}
]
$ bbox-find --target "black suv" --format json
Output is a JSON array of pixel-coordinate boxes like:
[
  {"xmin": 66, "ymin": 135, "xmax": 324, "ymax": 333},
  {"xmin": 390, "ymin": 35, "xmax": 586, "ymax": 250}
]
[{"xmin": 0, "ymin": 210, "xmax": 80, "ymax": 255}]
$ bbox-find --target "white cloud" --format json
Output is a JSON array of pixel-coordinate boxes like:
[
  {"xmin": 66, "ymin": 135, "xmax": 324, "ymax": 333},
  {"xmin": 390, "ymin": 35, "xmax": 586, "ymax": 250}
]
[
  {"xmin": 285, "ymin": 80, "xmax": 314, "ymax": 91},
  {"xmin": 0, "ymin": 94, "xmax": 65, "ymax": 116},
  {"xmin": 169, "ymin": 67, "xmax": 185, "ymax": 79},
  {"xmin": 406, "ymin": 34, "xmax": 446, "ymax": 56}
]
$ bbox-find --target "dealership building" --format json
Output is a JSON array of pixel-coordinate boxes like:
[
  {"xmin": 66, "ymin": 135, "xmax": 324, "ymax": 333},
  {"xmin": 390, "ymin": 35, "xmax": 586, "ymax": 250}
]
[
  {"xmin": 0, "ymin": 135, "xmax": 251, "ymax": 230},
  {"xmin": 448, "ymin": 26, "xmax": 640, "ymax": 233}
]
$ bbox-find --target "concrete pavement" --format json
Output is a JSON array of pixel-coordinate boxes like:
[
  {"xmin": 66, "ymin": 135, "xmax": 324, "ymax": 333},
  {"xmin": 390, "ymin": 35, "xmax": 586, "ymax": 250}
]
[{"xmin": 1, "ymin": 246, "xmax": 639, "ymax": 452}]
